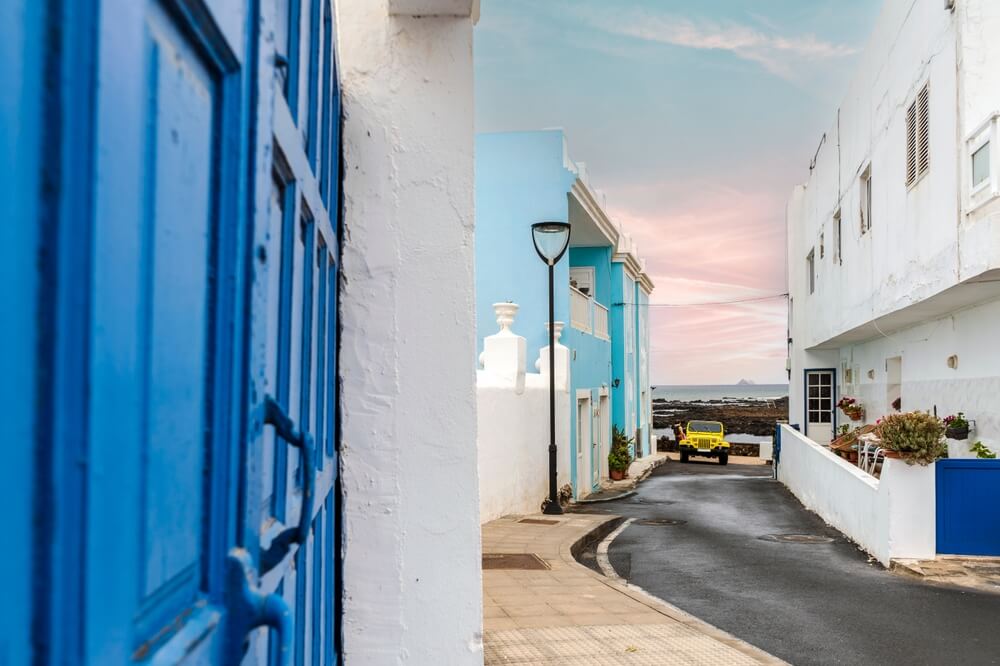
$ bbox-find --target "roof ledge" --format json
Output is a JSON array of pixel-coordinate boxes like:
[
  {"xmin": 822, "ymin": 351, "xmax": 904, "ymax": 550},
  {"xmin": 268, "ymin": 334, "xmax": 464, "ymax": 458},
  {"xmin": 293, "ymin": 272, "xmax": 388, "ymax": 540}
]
[{"xmin": 388, "ymin": 0, "xmax": 480, "ymax": 21}]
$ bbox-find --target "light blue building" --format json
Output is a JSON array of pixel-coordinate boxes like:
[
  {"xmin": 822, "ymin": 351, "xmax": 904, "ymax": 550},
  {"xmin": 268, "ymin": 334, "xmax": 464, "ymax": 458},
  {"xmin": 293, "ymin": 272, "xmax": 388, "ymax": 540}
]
[{"xmin": 476, "ymin": 130, "xmax": 655, "ymax": 499}]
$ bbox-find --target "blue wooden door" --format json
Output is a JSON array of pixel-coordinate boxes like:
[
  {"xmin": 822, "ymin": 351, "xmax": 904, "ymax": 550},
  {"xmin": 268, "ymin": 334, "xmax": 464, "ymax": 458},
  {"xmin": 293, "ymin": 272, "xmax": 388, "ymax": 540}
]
[
  {"xmin": 83, "ymin": 0, "xmax": 251, "ymax": 662},
  {"xmin": 6, "ymin": 0, "xmax": 342, "ymax": 661},
  {"xmin": 242, "ymin": 0, "xmax": 342, "ymax": 663},
  {"xmin": 936, "ymin": 460, "xmax": 1000, "ymax": 556}
]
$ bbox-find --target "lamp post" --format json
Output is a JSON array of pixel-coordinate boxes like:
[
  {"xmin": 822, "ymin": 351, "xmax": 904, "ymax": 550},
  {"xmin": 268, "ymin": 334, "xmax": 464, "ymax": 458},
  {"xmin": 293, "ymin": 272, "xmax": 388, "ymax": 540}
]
[{"xmin": 531, "ymin": 221, "xmax": 571, "ymax": 515}]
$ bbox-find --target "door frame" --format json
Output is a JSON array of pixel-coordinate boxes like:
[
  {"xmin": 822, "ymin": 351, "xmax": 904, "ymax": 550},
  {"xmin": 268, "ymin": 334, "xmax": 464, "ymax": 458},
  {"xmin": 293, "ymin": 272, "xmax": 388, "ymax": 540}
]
[
  {"xmin": 576, "ymin": 390, "xmax": 592, "ymax": 498},
  {"xmin": 596, "ymin": 389, "xmax": 610, "ymax": 486},
  {"xmin": 803, "ymin": 368, "xmax": 837, "ymax": 441}
]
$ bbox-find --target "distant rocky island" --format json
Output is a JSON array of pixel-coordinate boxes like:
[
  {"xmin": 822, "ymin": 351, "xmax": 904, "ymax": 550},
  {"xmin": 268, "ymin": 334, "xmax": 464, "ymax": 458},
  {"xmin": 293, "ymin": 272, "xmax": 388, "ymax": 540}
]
[{"xmin": 736, "ymin": 379, "xmax": 756, "ymax": 385}]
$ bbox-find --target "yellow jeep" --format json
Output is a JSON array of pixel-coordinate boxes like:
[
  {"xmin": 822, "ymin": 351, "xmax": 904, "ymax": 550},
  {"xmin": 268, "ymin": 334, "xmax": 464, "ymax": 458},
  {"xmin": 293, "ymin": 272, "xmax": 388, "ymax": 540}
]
[{"xmin": 679, "ymin": 420, "xmax": 730, "ymax": 465}]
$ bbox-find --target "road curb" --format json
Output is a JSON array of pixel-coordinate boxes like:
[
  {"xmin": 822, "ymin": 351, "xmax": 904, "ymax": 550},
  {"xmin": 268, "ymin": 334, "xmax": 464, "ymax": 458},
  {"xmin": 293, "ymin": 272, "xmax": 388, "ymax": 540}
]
[{"xmin": 563, "ymin": 515, "xmax": 788, "ymax": 665}]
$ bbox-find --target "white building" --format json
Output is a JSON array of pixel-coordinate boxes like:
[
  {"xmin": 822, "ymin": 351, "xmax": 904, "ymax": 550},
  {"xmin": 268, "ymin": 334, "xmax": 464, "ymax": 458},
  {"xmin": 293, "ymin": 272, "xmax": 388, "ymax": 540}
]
[{"xmin": 787, "ymin": 0, "xmax": 1000, "ymax": 452}]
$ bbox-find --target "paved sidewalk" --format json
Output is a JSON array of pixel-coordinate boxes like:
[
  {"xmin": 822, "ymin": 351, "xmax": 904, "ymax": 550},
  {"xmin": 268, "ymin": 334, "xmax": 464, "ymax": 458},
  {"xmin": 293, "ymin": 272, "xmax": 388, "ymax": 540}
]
[
  {"xmin": 580, "ymin": 453, "xmax": 669, "ymax": 503},
  {"xmin": 893, "ymin": 556, "xmax": 1000, "ymax": 594},
  {"xmin": 482, "ymin": 513, "xmax": 784, "ymax": 665}
]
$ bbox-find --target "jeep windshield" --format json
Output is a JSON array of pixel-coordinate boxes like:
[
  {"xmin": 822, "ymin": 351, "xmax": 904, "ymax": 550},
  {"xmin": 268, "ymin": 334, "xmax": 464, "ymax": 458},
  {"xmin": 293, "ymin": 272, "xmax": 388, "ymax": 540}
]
[{"xmin": 688, "ymin": 421, "xmax": 722, "ymax": 433}]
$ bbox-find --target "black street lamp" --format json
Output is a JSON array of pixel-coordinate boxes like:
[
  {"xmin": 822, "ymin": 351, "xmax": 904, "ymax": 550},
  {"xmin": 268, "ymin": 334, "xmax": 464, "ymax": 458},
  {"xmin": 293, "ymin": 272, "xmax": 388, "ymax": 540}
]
[{"xmin": 531, "ymin": 221, "xmax": 571, "ymax": 515}]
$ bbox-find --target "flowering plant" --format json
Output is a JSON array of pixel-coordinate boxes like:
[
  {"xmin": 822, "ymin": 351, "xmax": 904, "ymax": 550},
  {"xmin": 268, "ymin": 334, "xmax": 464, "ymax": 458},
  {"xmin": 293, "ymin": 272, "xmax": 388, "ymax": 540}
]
[
  {"xmin": 875, "ymin": 411, "xmax": 947, "ymax": 465},
  {"xmin": 943, "ymin": 412, "xmax": 971, "ymax": 440},
  {"xmin": 837, "ymin": 396, "xmax": 865, "ymax": 421},
  {"xmin": 943, "ymin": 413, "xmax": 968, "ymax": 428}
]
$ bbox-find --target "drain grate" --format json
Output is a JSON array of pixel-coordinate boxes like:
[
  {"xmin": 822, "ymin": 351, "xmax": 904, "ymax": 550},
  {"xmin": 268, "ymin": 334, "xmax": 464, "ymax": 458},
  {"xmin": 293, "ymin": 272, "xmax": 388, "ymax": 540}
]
[
  {"xmin": 759, "ymin": 533, "xmax": 835, "ymax": 544},
  {"xmin": 482, "ymin": 553, "xmax": 551, "ymax": 570},
  {"xmin": 636, "ymin": 518, "xmax": 687, "ymax": 526},
  {"xmin": 518, "ymin": 518, "xmax": 560, "ymax": 526}
]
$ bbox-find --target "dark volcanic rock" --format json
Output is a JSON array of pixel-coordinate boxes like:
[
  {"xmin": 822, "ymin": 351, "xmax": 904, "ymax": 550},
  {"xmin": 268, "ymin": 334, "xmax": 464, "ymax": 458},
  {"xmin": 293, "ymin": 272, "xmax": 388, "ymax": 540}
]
[{"xmin": 653, "ymin": 396, "xmax": 788, "ymax": 437}]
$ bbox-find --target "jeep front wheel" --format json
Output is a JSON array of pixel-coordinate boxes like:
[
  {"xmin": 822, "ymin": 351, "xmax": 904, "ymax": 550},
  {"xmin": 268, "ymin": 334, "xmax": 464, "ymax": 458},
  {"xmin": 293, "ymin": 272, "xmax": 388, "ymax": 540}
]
[
  {"xmin": 718, "ymin": 452, "xmax": 728, "ymax": 465},
  {"xmin": 680, "ymin": 450, "xmax": 689, "ymax": 463}
]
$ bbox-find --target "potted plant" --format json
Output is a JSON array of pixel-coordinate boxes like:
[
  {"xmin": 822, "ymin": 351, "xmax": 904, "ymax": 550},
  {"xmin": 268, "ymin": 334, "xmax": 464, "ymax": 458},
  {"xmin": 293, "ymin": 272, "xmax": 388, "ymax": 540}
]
[
  {"xmin": 874, "ymin": 411, "xmax": 947, "ymax": 465},
  {"xmin": 837, "ymin": 396, "xmax": 865, "ymax": 421},
  {"xmin": 943, "ymin": 413, "xmax": 970, "ymax": 440},
  {"xmin": 971, "ymin": 441, "xmax": 997, "ymax": 459},
  {"xmin": 609, "ymin": 426, "xmax": 633, "ymax": 481}
]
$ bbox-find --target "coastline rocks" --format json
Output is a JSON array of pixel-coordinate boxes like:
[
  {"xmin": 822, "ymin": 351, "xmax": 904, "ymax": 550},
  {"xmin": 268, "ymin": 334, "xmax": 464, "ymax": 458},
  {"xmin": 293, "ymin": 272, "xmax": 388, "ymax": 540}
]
[{"xmin": 653, "ymin": 396, "xmax": 788, "ymax": 437}]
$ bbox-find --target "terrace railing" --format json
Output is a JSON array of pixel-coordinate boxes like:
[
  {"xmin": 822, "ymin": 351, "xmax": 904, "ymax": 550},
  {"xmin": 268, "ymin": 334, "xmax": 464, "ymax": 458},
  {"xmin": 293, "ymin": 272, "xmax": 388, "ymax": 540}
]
[
  {"xmin": 570, "ymin": 286, "xmax": 591, "ymax": 333},
  {"xmin": 594, "ymin": 302, "xmax": 610, "ymax": 340}
]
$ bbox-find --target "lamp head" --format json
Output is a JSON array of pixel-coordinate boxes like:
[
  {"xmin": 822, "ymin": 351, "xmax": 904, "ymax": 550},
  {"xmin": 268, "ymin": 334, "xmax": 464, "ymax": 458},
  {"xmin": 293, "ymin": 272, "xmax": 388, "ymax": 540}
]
[{"xmin": 531, "ymin": 221, "xmax": 571, "ymax": 266}]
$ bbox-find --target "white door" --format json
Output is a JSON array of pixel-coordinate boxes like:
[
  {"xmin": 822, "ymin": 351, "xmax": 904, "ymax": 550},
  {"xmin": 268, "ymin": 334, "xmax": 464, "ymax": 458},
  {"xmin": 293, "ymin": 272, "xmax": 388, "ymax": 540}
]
[
  {"xmin": 576, "ymin": 397, "xmax": 591, "ymax": 497},
  {"xmin": 597, "ymin": 394, "xmax": 610, "ymax": 483},
  {"xmin": 806, "ymin": 370, "xmax": 835, "ymax": 443}
]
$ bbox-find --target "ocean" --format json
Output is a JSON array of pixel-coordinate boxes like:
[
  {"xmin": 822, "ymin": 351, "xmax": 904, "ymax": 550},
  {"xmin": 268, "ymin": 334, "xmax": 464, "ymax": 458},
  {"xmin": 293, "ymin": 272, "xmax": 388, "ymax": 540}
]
[{"xmin": 651, "ymin": 384, "xmax": 789, "ymax": 402}]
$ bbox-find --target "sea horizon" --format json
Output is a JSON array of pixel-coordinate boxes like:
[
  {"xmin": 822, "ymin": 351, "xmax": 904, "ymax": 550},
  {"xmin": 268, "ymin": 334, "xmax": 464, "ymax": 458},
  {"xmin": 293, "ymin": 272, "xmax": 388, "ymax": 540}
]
[{"xmin": 651, "ymin": 383, "xmax": 789, "ymax": 402}]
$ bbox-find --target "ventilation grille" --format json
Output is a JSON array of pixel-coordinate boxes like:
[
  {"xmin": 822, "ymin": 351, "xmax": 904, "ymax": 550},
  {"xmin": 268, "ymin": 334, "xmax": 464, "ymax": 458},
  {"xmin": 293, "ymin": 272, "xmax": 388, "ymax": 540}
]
[{"xmin": 906, "ymin": 83, "xmax": 930, "ymax": 186}]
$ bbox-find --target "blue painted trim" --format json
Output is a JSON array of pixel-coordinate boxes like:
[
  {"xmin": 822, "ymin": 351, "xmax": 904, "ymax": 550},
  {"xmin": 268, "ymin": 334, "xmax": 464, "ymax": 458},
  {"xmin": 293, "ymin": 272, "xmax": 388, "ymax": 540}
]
[
  {"xmin": 937, "ymin": 459, "xmax": 1000, "ymax": 556},
  {"xmin": 297, "ymin": 218, "xmax": 316, "ymax": 483},
  {"xmin": 318, "ymin": 1, "xmax": 333, "ymax": 204},
  {"xmin": 34, "ymin": 0, "xmax": 99, "ymax": 662},
  {"xmin": 305, "ymin": 0, "xmax": 322, "ymax": 167},
  {"xmin": 274, "ymin": 175, "xmax": 297, "ymax": 521},
  {"xmin": 802, "ymin": 367, "xmax": 838, "ymax": 437},
  {"xmin": 315, "ymin": 245, "xmax": 328, "ymax": 472},
  {"xmin": 285, "ymin": 0, "xmax": 302, "ymax": 120},
  {"xmin": 311, "ymin": 513, "xmax": 323, "ymax": 666}
]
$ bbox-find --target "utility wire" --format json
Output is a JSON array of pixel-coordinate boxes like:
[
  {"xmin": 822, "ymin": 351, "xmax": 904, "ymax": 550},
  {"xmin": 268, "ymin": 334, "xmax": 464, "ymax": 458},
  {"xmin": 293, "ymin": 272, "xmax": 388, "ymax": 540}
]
[{"xmin": 613, "ymin": 293, "xmax": 789, "ymax": 308}]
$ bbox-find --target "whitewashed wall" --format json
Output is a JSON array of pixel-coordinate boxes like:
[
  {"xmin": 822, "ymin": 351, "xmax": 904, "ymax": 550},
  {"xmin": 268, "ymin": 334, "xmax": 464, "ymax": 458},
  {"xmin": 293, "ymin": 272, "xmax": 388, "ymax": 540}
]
[
  {"xmin": 477, "ymin": 375, "xmax": 570, "ymax": 523},
  {"xmin": 777, "ymin": 426, "xmax": 935, "ymax": 566},
  {"xmin": 837, "ymin": 297, "xmax": 1000, "ymax": 450},
  {"xmin": 477, "ymin": 307, "xmax": 571, "ymax": 523},
  {"xmin": 336, "ymin": 1, "xmax": 482, "ymax": 664}
]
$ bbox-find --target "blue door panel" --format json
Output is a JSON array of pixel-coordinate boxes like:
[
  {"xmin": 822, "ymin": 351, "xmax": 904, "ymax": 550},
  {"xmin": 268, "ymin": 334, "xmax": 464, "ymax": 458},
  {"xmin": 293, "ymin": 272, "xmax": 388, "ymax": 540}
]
[
  {"xmin": 937, "ymin": 460, "xmax": 1000, "ymax": 556},
  {"xmin": 17, "ymin": 0, "xmax": 343, "ymax": 662}
]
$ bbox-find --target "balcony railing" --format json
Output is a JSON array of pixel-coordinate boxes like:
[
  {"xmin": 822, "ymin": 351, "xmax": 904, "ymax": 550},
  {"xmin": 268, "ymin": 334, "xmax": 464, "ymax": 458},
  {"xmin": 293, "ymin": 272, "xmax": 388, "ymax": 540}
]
[
  {"xmin": 570, "ymin": 286, "xmax": 591, "ymax": 333},
  {"xmin": 594, "ymin": 302, "xmax": 609, "ymax": 340}
]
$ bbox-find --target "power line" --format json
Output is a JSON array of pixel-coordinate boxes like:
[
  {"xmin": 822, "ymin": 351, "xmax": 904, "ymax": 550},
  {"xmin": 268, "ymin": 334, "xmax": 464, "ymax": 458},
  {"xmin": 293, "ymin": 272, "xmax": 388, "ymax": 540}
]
[{"xmin": 614, "ymin": 293, "xmax": 789, "ymax": 308}]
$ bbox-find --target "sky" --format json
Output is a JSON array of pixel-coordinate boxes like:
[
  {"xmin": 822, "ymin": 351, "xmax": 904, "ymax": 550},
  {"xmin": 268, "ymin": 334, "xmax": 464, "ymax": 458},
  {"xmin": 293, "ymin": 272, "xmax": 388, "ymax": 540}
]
[{"xmin": 474, "ymin": 0, "xmax": 883, "ymax": 385}]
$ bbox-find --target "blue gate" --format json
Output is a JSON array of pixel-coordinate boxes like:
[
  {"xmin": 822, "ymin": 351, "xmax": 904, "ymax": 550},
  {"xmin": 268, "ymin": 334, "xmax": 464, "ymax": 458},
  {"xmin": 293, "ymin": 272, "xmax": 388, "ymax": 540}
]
[
  {"xmin": 936, "ymin": 460, "xmax": 1000, "ymax": 556},
  {"xmin": 3, "ymin": 0, "xmax": 342, "ymax": 663}
]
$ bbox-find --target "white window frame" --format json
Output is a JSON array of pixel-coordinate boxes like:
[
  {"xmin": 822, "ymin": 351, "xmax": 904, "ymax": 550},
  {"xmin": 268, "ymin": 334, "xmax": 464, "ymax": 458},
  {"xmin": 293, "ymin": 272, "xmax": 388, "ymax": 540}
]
[
  {"xmin": 964, "ymin": 112, "xmax": 1000, "ymax": 216},
  {"xmin": 806, "ymin": 249, "xmax": 815, "ymax": 295},
  {"xmin": 860, "ymin": 166, "xmax": 872, "ymax": 234},
  {"xmin": 569, "ymin": 267, "xmax": 595, "ymax": 297}
]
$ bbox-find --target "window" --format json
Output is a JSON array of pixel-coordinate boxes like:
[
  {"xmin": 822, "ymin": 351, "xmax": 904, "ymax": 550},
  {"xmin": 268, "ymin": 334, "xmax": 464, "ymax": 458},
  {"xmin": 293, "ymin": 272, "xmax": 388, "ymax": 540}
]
[
  {"xmin": 569, "ymin": 267, "xmax": 594, "ymax": 296},
  {"xmin": 906, "ymin": 83, "xmax": 930, "ymax": 186},
  {"xmin": 973, "ymin": 141, "xmax": 991, "ymax": 189},
  {"xmin": 806, "ymin": 249, "xmax": 815, "ymax": 294},
  {"xmin": 833, "ymin": 209, "xmax": 842, "ymax": 265},
  {"xmin": 860, "ymin": 166, "xmax": 872, "ymax": 233}
]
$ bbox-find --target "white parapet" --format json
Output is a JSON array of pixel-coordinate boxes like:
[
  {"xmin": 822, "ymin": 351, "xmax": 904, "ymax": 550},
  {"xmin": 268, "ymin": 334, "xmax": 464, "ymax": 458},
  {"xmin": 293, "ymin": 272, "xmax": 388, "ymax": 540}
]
[
  {"xmin": 777, "ymin": 425, "xmax": 935, "ymax": 566},
  {"xmin": 535, "ymin": 321, "xmax": 570, "ymax": 392},
  {"xmin": 479, "ymin": 302, "xmax": 526, "ymax": 394}
]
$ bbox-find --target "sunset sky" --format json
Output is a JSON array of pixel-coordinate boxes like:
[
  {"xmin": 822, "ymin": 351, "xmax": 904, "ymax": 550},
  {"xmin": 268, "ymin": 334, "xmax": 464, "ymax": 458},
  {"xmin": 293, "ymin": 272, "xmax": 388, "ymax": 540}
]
[{"xmin": 475, "ymin": 0, "xmax": 883, "ymax": 385}]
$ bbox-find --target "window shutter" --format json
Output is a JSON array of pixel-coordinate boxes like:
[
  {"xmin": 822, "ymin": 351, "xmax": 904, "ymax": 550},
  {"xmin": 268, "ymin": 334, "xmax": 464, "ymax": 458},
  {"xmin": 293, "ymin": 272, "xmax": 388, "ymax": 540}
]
[
  {"xmin": 917, "ymin": 83, "xmax": 930, "ymax": 176},
  {"xmin": 905, "ymin": 101, "xmax": 918, "ymax": 185}
]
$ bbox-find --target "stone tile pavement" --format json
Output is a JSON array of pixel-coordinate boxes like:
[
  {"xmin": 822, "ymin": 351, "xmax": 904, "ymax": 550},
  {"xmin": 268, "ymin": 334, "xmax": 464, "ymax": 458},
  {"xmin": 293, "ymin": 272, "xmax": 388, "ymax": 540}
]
[
  {"xmin": 892, "ymin": 556, "xmax": 1000, "ymax": 594},
  {"xmin": 482, "ymin": 513, "xmax": 785, "ymax": 665}
]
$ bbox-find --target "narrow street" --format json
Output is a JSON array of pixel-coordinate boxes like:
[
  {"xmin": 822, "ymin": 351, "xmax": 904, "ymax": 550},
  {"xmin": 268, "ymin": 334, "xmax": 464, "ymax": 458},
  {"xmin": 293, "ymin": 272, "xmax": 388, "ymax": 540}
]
[{"xmin": 577, "ymin": 461, "xmax": 1000, "ymax": 666}]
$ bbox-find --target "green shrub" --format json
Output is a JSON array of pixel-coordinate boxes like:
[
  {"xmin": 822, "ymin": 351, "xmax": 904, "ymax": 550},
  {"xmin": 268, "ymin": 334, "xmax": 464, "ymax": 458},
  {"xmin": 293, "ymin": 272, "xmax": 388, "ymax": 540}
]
[
  {"xmin": 875, "ymin": 411, "xmax": 946, "ymax": 465},
  {"xmin": 609, "ymin": 425, "xmax": 634, "ymax": 473}
]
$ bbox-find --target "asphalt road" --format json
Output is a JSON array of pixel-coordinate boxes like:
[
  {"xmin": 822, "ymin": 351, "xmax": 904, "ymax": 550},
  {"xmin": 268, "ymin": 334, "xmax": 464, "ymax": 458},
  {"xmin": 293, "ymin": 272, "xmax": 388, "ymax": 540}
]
[{"xmin": 576, "ymin": 460, "xmax": 1000, "ymax": 666}]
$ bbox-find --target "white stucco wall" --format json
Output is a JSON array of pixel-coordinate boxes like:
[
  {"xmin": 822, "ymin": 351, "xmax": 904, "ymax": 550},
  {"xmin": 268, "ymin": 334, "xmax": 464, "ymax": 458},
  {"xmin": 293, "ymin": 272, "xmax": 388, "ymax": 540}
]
[
  {"xmin": 336, "ymin": 2, "xmax": 482, "ymax": 663},
  {"xmin": 777, "ymin": 426, "xmax": 935, "ymax": 566},
  {"xmin": 477, "ymin": 374, "xmax": 570, "ymax": 523},
  {"xmin": 787, "ymin": 0, "xmax": 1000, "ymax": 440},
  {"xmin": 477, "ymin": 308, "xmax": 572, "ymax": 523}
]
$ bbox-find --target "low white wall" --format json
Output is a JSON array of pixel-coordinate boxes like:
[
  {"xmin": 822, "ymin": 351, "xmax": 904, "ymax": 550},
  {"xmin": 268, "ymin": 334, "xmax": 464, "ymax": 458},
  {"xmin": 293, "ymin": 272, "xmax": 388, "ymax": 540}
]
[
  {"xmin": 777, "ymin": 425, "xmax": 935, "ymax": 566},
  {"xmin": 478, "ymin": 373, "xmax": 569, "ymax": 522}
]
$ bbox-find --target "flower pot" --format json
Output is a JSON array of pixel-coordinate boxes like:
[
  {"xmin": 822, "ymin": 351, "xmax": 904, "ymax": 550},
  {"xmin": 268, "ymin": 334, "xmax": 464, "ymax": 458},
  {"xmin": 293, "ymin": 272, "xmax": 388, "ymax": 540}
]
[
  {"xmin": 849, "ymin": 414, "xmax": 863, "ymax": 422},
  {"xmin": 882, "ymin": 450, "xmax": 902, "ymax": 459},
  {"xmin": 610, "ymin": 469, "xmax": 625, "ymax": 481},
  {"xmin": 945, "ymin": 426, "xmax": 969, "ymax": 441}
]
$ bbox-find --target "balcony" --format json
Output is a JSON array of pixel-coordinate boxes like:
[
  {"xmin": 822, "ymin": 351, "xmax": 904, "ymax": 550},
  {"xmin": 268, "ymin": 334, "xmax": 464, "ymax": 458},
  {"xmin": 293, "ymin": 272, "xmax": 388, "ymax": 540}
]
[
  {"xmin": 570, "ymin": 286, "xmax": 591, "ymax": 333},
  {"xmin": 594, "ymin": 302, "xmax": 609, "ymax": 340},
  {"xmin": 569, "ymin": 285, "xmax": 610, "ymax": 341}
]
